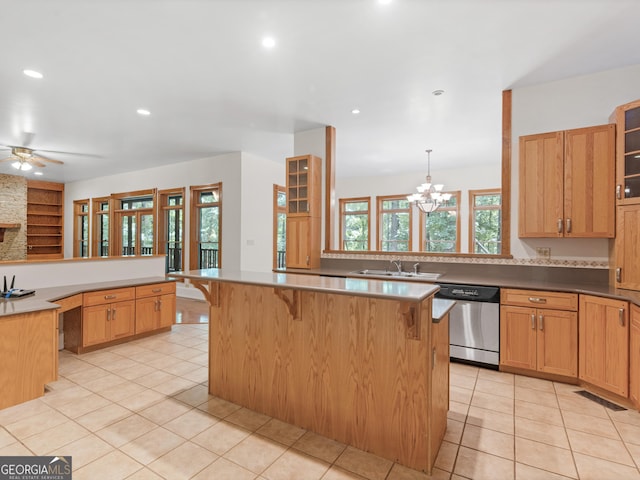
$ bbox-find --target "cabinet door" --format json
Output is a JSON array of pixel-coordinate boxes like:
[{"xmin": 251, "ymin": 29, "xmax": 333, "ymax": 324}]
[
  {"xmin": 518, "ymin": 132, "xmax": 564, "ymax": 237},
  {"xmin": 579, "ymin": 295, "xmax": 629, "ymax": 397},
  {"xmin": 136, "ymin": 296, "xmax": 158, "ymax": 334},
  {"xmin": 82, "ymin": 305, "xmax": 110, "ymax": 346},
  {"xmin": 500, "ymin": 305, "xmax": 537, "ymax": 370},
  {"xmin": 286, "ymin": 216, "xmax": 310, "ymax": 268},
  {"xmin": 564, "ymin": 125, "xmax": 615, "ymax": 238},
  {"xmin": 110, "ymin": 300, "xmax": 135, "ymax": 340},
  {"xmin": 536, "ymin": 309, "xmax": 578, "ymax": 377},
  {"xmin": 615, "ymin": 205, "xmax": 640, "ymax": 290},
  {"xmin": 158, "ymin": 293, "xmax": 176, "ymax": 328},
  {"xmin": 630, "ymin": 305, "xmax": 640, "ymax": 407}
]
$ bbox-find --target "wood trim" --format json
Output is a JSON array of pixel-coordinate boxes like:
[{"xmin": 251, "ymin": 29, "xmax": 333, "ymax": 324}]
[
  {"xmin": 189, "ymin": 182, "xmax": 222, "ymax": 270},
  {"xmin": 376, "ymin": 194, "xmax": 413, "ymax": 251},
  {"xmin": 273, "ymin": 184, "xmax": 286, "ymax": 269},
  {"xmin": 502, "ymin": 89, "xmax": 512, "ymax": 255},
  {"xmin": 338, "ymin": 196, "xmax": 371, "ymax": 251},
  {"xmin": 468, "ymin": 188, "xmax": 502, "ymax": 254},
  {"xmin": 91, "ymin": 196, "xmax": 110, "ymax": 257},
  {"xmin": 73, "ymin": 199, "xmax": 89, "ymax": 258},
  {"xmin": 325, "ymin": 125, "xmax": 336, "ymax": 251},
  {"xmin": 157, "ymin": 187, "xmax": 186, "ymax": 272}
]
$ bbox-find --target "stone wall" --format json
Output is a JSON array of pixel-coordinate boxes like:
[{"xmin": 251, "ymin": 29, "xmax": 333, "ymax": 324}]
[{"xmin": 0, "ymin": 174, "xmax": 27, "ymax": 261}]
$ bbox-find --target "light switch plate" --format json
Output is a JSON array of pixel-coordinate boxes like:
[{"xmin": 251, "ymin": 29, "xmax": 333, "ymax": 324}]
[{"xmin": 536, "ymin": 247, "xmax": 551, "ymax": 260}]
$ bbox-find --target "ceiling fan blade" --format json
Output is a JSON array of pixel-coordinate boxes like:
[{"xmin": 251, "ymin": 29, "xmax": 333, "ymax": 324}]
[
  {"xmin": 0, "ymin": 157, "xmax": 17, "ymax": 163},
  {"xmin": 34, "ymin": 155, "xmax": 64, "ymax": 165},
  {"xmin": 30, "ymin": 159, "xmax": 47, "ymax": 168},
  {"xmin": 35, "ymin": 149, "xmax": 101, "ymax": 158}
]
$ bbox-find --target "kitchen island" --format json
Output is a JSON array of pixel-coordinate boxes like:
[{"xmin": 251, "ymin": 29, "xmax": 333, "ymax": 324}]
[{"xmin": 171, "ymin": 269, "xmax": 449, "ymax": 473}]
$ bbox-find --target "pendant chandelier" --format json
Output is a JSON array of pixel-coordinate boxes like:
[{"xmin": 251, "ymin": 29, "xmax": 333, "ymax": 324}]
[{"xmin": 407, "ymin": 149, "xmax": 451, "ymax": 213}]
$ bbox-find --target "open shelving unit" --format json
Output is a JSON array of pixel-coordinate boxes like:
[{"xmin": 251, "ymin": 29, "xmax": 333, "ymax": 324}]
[{"xmin": 26, "ymin": 180, "xmax": 64, "ymax": 260}]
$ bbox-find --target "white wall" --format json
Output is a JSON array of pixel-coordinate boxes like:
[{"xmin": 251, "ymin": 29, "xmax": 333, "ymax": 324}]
[
  {"xmin": 511, "ymin": 63, "xmax": 640, "ymax": 262},
  {"xmin": 336, "ymin": 163, "xmax": 500, "ymax": 252}
]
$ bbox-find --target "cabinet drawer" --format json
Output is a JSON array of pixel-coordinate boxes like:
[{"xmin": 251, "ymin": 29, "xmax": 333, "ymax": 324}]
[
  {"xmin": 501, "ymin": 288, "xmax": 578, "ymax": 311},
  {"xmin": 136, "ymin": 282, "xmax": 176, "ymax": 299},
  {"xmin": 54, "ymin": 294, "xmax": 83, "ymax": 312},
  {"xmin": 83, "ymin": 287, "xmax": 135, "ymax": 307}
]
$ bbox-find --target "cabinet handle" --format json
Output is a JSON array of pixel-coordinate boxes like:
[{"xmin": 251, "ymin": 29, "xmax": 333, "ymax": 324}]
[
  {"xmin": 531, "ymin": 314, "xmax": 536, "ymax": 330},
  {"xmin": 620, "ymin": 308, "xmax": 625, "ymax": 327},
  {"xmin": 152, "ymin": 288, "xmax": 162, "ymax": 293},
  {"xmin": 566, "ymin": 218, "xmax": 572, "ymax": 234},
  {"xmin": 528, "ymin": 297, "xmax": 547, "ymax": 304},
  {"xmin": 539, "ymin": 314, "xmax": 544, "ymax": 331},
  {"xmin": 104, "ymin": 294, "xmax": 116, "ymax": 300},
  {"xmin": 106, "ymin": 308, "xmax": 111, "ymax": 321},
  {"xmin": 557, "ymin": 219, "xmax": 563, "ymax": 234},
  {"xmin": 616, "ymin": 184, "xmax": 622, "ymax": 200},
  {"xmin": 616, "ymin": 268, "xmax": 622, "ymax": 283},
  {"xmin": 112, "ymin": 307, "xmax": 116, "ymax": 320},
  {"xmin": 306, "ymin": 255, "xmax": 310, "ymax": 266},
  {"xmin": 158, "ymin": 299, "xmax": 162, "ymax": 311}
]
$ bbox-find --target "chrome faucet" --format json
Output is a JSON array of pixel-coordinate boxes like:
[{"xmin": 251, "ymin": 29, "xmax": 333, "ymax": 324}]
[
  {"xmin": 413, "ymin": 263, "xmax": 420, "ymax": 274},
  {"xmin": 390, "ymin": 259, "xmax": 403, "ymax": 273}
]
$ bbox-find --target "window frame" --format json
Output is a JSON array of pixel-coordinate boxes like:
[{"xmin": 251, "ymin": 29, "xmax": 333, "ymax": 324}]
[
  {"xmin": 339, "ymin": 197, "xmax": 371, "ymax": 251},
  {"xmin": 376, "ymin": 194, "xmax": 413, "ymax": 252},
  {"xmin": 73, "ymin": 199, "xmax": 90, "ymax": 258},
  {"xmin": 91, "ymin": 196, "xmax": 111, "ymax": 257},
  {"xmin": 190, "ymin": 182, "xmax": 223, "ymax": 270},
  {"xmin": 419, "ymin": 191, "xmax": 461, "ymax": 253},
  {"xmin": 111, "ymin": 188, "xmax": 157, "ymax": 257},
  {"xmin": 469, "ymin": 188, "xmax": 502, "ymax": 254},
  {"xmin": 158, "ymin": 187, "xmax": 185, "ymax": 273},
  {"xmin": 273, "ymin": 184, "xmax": 286, "ymax": 270}
]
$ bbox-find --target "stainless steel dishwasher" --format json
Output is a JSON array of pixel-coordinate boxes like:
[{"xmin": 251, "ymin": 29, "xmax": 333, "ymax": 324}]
[{"xmin": 435, "ymin": 283, "xmax": 500, "ymax": 369}]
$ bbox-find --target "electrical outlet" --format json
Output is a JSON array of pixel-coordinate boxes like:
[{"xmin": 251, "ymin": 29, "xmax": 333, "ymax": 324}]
[{"xmin": 536, "ymin": 247, "xmax": 551, "ymax": 260}]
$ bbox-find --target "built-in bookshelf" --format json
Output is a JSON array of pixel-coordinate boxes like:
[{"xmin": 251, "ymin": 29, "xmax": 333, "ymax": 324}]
[{"xmin": 26, "ymin": 180, "xmax": 64, "ymax": 260}]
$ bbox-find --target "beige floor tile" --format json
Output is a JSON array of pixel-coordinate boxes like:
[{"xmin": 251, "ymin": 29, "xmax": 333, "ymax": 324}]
[
  {"xmin": 450, "ymin": 362, "xmax": 479, "ymax": 378},
  {"xmin": 515, "ymin": 386, "xmax": 558, "ymax": 408},
  {"xmin": 53, "ymin": 392, "xmax": 112, "ymax": 419},
  {"xmin": 387, "ymin": 464, "xmax": 450, "ymax": 480},
  {"xmin": 73, "ymin": 450, "xmax": 143, "ymax": 480},
  {"xmin": 96, "ymin": 414, "xmax": 157, "ymax": 447},
  {"xmin": 145, "ymin": 354, "xmax": 178, "ymax": 370},
  {"xmin": 450, "ymin": 373, "xmax": 477, "ymax": 390},
  {"xmin": 226, "ymin": 407, "xmax": 272, "ymax": 432},
  {"xmin": 99, "ymin": 380, "xmax": 148, "ymax": 402},
  {"xmin": 454, "ymin": 446, "xmax": 514, "ymax": 480},
  {"xmin": 192, "ymin": 420, "xmax": 252, "ymax": 455},
  {"xmin": 625, "ymin": 442, "xmax": 640, "ymax": 469},
  {"xmin": 114, "ymin": 363, "xmax": 158, "ymax": 381},
  {"xmin": 514, "ymin": 399, "xmax": 563, "ymax": 427},
  {"xmin": 124, "ymin": 467, "xmax": 165, "ymax": 480},
  {"xmin": 0, "ymin": 427, "xmax": 16, "ymax": 448},
  {"xmin": 477, "ymin": 368, "xmax": 514, "ymax": 385},
  {"xmin": 515, "ymin": 462, "xmax": 574, "ymax": 479},
  {"xmin": 515, "ymin": 437, "xmax": 576, "ymax": 478},
  {"xmin": 566, "ymin": 428, "xmax": 634, "ymax": 466},
  {"xmin": 46, "ymin": 433, "xmax": 113, "ymax": 469},
  {"xmin": 120, "ymin": 426, "xmax": 186, "ymax": 465},
  {"xmin": 561, "ymin": 410, "xmax": 620, "ymax": 439},
  {"xmin": 75, "ymin": 403, "xmax": 132, "ymax": 432},
  {"xmin": 467, "ymin": 405, "xmax": 514, "ymax": 435},
  {"xmin": 334, "ymin": 446, "xmax": 393, "ymax": 480},
  {"xmin": 461, "ymin": 424, "xmax": 514, "ymax": 460},
  {"xmin": 552, "ymin": 382, "xmax": 582, "ymax": 396},
  {"xmin": 0, "ymin": 398, "xmax": 56, "ymax": 426},
  {"xmin": 170, "ymin": 347, "xmax": 206, "ymax": 361},
  {"xmin": 81, "ymin": 372, "xmax": 128, "ymax": 393},
  {"xmin": 40, "ymin": 385, "xmax": 93, "ymax": 408},
  {"xmin": 609, "ymin": 408, "xmax": 640, "ymax": 427},
  {"xmin": 514, "ymin": 375, "xmax": 555, "ymax": 393},
  {"xmin": 148, "ymin": 441, "xmax": 218, "ymax": 480},
  {"xmin": 117, "ymin": 389, "xmax": 166, "ymax": 411},
  {"xmin": 556, "ymin": 392, "xmax": 608, "ymax": 419},
  {"xmin": 151, "ymin": 376, "xmax": 196, "ymax": 396},
  {"xmin": 138, "ymin": 398, "xmax": 192, "ymax": 425},
  {"xmin": 224, "ymin": 434, "xmax": 288, "ymax": 474},
  {"xmin": 573, "ymin": 452, "xmax": 640, "ymax": 479},
  {"xmin": 4, "ymin": 409, "xmax": 69, "ymax": 439},
  {"xmin": 22, "ymin": 419, "xmax": 90, "ymax": 455},
  {"xmin": 65, "ymin": 365, "xmax": 111, "ymax": 384},
  {"xmin": 160, "ymin": 359, "xmax": 199, "ymax": 376},
  {"xmin": 433, "ymin": 440, "xmax": 458, "ymax": 472},
  {"xmin": 81, "ymin": 350, "xmax": 125, "ymax": 365},
  {"xmin": 615, "ymin": 420, "xmax": 640, "ymax": 446},
  {"xmin": 134, "ymin": 369, "xmax": 177, "ymax": 388},
  {"xmin": 172, "ymin": 383, "xmax": 210, "ymax": 407},
  {"xmin": 257, "ymin": 418, "xmax": 306, "ymax": 446},
  {"xmin": 471, "ymin": 390, "xmax": 514, "ymax": 415},
  {"xmin": 450, "ymin": 386, "xmax": 473, "ymax": 405},
  {"xmin": 474, "ymin": 378, "xmax": 515, "ymax": 399},
  {"xmin": 321, "ymin": 465, "xmax": 369, "ymax": 479},
  {"xmin": 181, "ymin": 366, "xmax": 209, "ymax": 383},
  {"xmin": 262, "ymin": 449, "xmax": 330, "ymax": 480},
  {"xmin": 515, "ymin": 417, "xmax": 569, "ymax": 449},
  {"xmin": 102, "ymin": 357, "xmax": 141, "ymax": 373},
  {"xmin": 0, "ymin": 442, "xmax": 34, "ymax": 455},
  {"xmin": 292, "ymin": 430, "xmax": 346, "ymax": 464},
  {"xmin": 57, "ymin": 357, "xmax": 95, "ymax": 376},
  {"xmin": 197, "ymin": 396, "xmax": 243, "ymax": 418},
  {"xmin": 192, "ymin": 457, "xmax": 257, "ymax": 480},
  {"xmin": 443, "ymin": 418, "xmax": 464, "ymax": 444},
  {"xmin": 163, "ymin": 408, "xmax": 219, "ymax": 439},
  {"xmin": 448, "ymin": 401, "xmax": 469, "ymax": 423}
]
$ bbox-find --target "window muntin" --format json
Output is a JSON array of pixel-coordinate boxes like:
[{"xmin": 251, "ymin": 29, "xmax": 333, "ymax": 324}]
[
  {"xmin": 470, "ymin": 189, "xmax": 502, "ymax": 254},
  {"xmin": 339, "ymin": 197, "xmax": 370, "ymax": 251},
  {"xmin": 377, "ymin": 195, "xmax": 412, "ymax": 252}
]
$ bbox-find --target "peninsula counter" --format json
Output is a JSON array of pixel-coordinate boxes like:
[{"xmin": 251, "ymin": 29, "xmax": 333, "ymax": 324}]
[{"xmin": 171, "ymin": 269, "xmax": 449, "ymax": 473}]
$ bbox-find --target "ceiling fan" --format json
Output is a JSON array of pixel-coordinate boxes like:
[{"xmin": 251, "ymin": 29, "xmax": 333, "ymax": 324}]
[{"xmin": 0, "ymin": 145, "xmax": 65, "ymax": 171}]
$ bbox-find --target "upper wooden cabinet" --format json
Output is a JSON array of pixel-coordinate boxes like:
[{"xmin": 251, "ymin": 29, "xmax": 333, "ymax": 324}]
[
  {"xmin": 26, "ymin": 180, "xmax": 64, "ymax": 259},
  {"xmin": 611, "ymin": 98, "xmax": 640, "ymax": 205},
  {"xmin": 613, "ymin": 204, "xmax": 640, "ymax": 290},
  {"xmin": 518, "ymin": 124, "xmax": 615, "ymax": 238},
  {"xmin": 286, "ymin": 155, "xmax": 321, "ymax": 269}
]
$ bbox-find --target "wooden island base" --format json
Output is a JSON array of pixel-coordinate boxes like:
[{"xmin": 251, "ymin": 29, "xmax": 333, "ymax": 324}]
[{"xmin": 185, "ymin": 274, "xmax": 449, "ymax": 473}]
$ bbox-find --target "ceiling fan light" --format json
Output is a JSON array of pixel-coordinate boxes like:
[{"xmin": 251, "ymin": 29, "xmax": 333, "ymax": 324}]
[{"xmin": 12, "ymin": 161, "xmax": 32, "ymax": 171}]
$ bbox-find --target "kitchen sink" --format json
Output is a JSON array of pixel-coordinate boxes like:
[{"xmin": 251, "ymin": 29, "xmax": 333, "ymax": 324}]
[{"xmin": 352, "ymin": 269, "xmax": 441, "ymax": 281}]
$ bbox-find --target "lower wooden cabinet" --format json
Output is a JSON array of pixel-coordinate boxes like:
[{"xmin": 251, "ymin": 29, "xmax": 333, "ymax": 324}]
[
  {"xmin": 630, "ymin": 304, "xmax": 640, "ymax": 407},
  {"xmin": 83, "ymin": 300, "xmax": 135, "ymax": 347},
  {"xmin": 135, "ymin": 294, "xmax": 176, "ymax": 333},
  {"xmin": 285, "ymin": 216, "xmax": 320, "ymax": 269},
  {"xmin": 579, "ymin": 294, "xmax": 629, "ymax": 397},
  {"xmin": 500, "ymin": 289, "xmax": 578, "ymax": 378}
]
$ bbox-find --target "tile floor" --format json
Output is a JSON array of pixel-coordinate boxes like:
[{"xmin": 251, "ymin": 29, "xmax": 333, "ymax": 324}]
[{"xmin": 3, "ymin": 321, "xmax": 640, "ymax": 479}]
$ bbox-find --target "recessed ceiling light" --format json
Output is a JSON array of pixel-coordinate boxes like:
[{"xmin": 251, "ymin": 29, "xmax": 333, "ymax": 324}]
[
  {"xmin": 34, "ymin": 171, "xmax": 43, "ymax": 176},
  {"xmin": 262, "ymin": 36, "xmax": 276, "ymax": 49},
  {"xmin": 351, "ymin": 109, "xmax": 360, "ymax": 115},
  {"xmin": 378, "ymin": 0, "xmax": 392, "ymax": 4},
  {"xmin": 432, "ymin": 89, "xmax": 445, "ymax": 96},
  {"xmin": 23, "ymin": 69, "xmax": 43, "ymax": 79},
  {"xmin": 136, "ymin": 109, "xmax": 151, "ymax": 116}
]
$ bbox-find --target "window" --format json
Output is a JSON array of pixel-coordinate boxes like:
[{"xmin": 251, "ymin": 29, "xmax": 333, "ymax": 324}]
[
  {"xmin": 470, "ymin": 189, "xmax": 502, "ymax": 254},
  {"xmin": 273, "ymin": 185, "xmax": 286, "ymax": 269},
  {"xmin": 92, "ymin": 197, "xmax": 110, "ymax": 257},
  {"xmin": 158, "ymin": 188, "xmax": 185, "ymax": 273},
  {"xmin": 190, "ymin": 183, "xmax": 222, "ymax": 269},
  {"xmin": 112, "ymin": 189, "xmax": 156, "ymax": 256},
  {"xmin": 420, "ymin": 191, "xmax": 460, "ymax": 253},
  {"xmin": 73, "ymin": 199, "xmax": 89, "ymax": 258},
  {"xmin": 339, "ymin": 197, "xmax": 370, "ymax": 250},
  {"xmin": 377, "ymin": 195, "xmax": 412, "ymax": 251}
]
